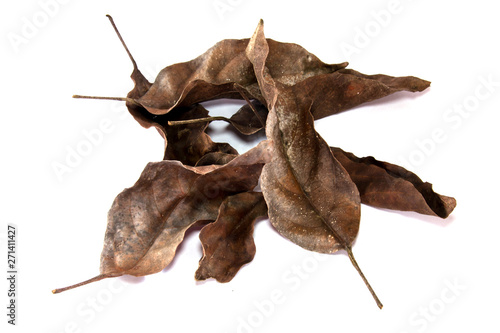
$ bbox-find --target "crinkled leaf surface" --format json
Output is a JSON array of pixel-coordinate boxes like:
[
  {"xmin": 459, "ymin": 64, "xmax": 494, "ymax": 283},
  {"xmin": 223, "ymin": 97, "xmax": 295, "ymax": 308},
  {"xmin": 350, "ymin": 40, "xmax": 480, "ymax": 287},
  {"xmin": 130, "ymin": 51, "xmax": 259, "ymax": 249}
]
[{"xmin": 195, "ymin": 191, "xmax": 267, "ymax": 283}]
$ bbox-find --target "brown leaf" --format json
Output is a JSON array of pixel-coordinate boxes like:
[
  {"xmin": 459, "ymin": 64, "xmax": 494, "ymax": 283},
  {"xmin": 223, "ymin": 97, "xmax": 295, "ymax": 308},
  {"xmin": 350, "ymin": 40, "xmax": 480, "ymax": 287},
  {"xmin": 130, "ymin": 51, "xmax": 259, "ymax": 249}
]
[
  {"xmin": 179, "ymin": 67, "xmax": 430, "ymax": 135},
  {"xmin": 296, "ymin": 69, "xmax": 430, "ymax": 121},
  {"xmin": 331, "ymin": 147, "xmax": 456, "ymax": 218},
  {"xmin": 166, "ymin": 70, "xmax": 430, "ymax": 137},
  {"xmin": 195, "ymin": 191, "xmax": 267, "ymax": 283},
  {"xmin": 83, "ymin": 16, "xmax": 237, "ymax": 166},
  {"xmin": 247, "ymin": 19, "xmax": 359, "ymax": 254},
  {"xmin": 135, "ymin": 42, "xmax": 347, "ymax": 116},
  {"xmin": 79, "ymin": 17, "xmax": 345, "ymax": 119},
  {"xmin": 80, "ymin": 16, "xmax": 430, "ymax": 142},
  {"xmin": 226, "ymin": 99, "xmax": 268, "ymax": 135},
  {"xmin": 52, "ymin": 140, "xmax": 272, "ymax": 293},
  {"xmin": 105, "ymin": 15, "xmax": 154, "ymax": 130},
  {"xmin": 57, "ymin": 17, "xmax": 454, "ymax": 309},
  {"xmin": 161, "ymin": 104, "xmax": 238, "ymax": 165},
  {"xmin": 166, "ymin": 99, "xmax": 267, "ymax": 137},
  {"xmin": 224, "ymin": 70, "xmax": 429, "ymax": 134},
  {"xmin": 246, "ymin": 20, "xmax": 382, "ymax": 308},
  {"xmin": 130, "ymin": 25, "xmax": 429, "ymax": 123}
]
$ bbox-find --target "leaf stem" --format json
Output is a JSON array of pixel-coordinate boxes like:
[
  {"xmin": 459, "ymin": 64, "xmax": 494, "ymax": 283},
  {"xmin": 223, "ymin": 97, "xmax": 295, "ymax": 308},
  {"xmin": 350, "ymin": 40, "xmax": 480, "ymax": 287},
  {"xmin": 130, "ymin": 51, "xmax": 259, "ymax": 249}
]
[
  {"xmin": 232, "ymin": 83, "xmax": 266, "ymax": 127},
  {"xmin": 168, "ymin": 116, "xmax": 230, "ymax": 126},
  {"xmin": 72, "ymin": 95, "xmax": 141, "ymax": 106},
  {"xmin": 106, "ymin": 14, "xmax": 138, "ymax": 71},
  {"xmin": 52, "ymin": 274, "xmax": 110, "ymax": 294},
  {"xmin": 345, "ymin": 246, "xmax": 383, "ymax": 309}
]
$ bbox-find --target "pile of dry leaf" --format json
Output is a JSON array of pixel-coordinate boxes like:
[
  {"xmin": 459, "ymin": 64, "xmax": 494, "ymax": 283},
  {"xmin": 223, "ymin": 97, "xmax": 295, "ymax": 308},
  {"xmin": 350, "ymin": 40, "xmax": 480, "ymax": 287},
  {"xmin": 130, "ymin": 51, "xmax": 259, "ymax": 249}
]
[{"xmin": 53, "ymin": 17, "xmax": 456, "ymax": 308}]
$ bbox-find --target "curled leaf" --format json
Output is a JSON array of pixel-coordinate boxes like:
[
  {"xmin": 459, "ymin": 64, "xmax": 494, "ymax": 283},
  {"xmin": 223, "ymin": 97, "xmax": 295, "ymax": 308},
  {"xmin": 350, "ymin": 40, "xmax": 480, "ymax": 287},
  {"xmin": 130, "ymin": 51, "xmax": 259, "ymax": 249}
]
[
  {"xmin": 136, "ymin": 42, "xmax": 347, "ymax": 115},
  {"xmin": 224, "ymin": 99, "xmax": 268, "ymax": 135},
  {"xmin": 52, "ymin": 141, "xmax": 272, "ymax": 293},
  {"xmin": 246, "ymin": 20, "xmax": 382, "ymax": 308},
  {"xmin": 195, "ymin": 191, "xmax": 267, "ymax": 283},
  {"xmin": 79, "ymin": 16, "xmax": 431, "ymax": 146},
  {"xmin": 161, "ymin": 104, "xmax": 238, "ymax": 165},
  {"xmin": 331, "ymin": 147, "xmax": 456, "ymax": 218},
  {"xmin": 246, "ymin": 19, "xmax": 360, "ymax": 253},
  {"xmin": 297, "ymin": 69, "xmax": 430, "ymax": 121},
  {"xmin": 167, "ymin": 99, "xmax": 268, "ymax": 136}
]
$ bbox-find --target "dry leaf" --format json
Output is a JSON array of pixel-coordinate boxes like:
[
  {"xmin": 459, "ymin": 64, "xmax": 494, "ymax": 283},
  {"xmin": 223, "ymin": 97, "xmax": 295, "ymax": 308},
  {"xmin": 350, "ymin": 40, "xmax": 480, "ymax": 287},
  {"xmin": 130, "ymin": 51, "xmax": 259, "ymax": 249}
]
[
  {"xmin": 55, "ymin": 17, "xmax": 456, "ymax": 310},
  {"xmin": 195, "ymin": 191, "xmax": 267, "ymax": 283},
  {"xmin": 331, "ymin": 147, "xmax": 456, "ymax": 218},
  {"xmin": 246, "ymin": 20, "xmax": 381, "ymax": 308},
  {"xmin": 160, "ymin": 104, "xmax": 238, "ymax": 165},
  {"xmin": 52, "ymin": 141, "xmax": 271, "ymax": 293},
  {"xmin": 77, "ymin": 16, "xmax": 429, "ymax": 139}
]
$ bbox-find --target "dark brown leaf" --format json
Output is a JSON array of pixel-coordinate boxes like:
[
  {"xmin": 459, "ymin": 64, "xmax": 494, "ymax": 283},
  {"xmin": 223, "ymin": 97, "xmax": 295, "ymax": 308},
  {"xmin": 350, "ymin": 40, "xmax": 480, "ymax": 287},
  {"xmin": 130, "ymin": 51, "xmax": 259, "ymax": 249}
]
[
  {"xmin": 247, "ymin": 19, "xmax": 359, "ymax": 254},
  {"xmin": 331, "ymin": 147, "xmax": 456, "ymax": 218},
  {"xmin": 297, "ymin": 69, "xmax": 430, "ymax": 121},
  {"xmin": 52, "ymin": 140, "xmax": 272, "ymax": 293},
  {"xmin": 160, "ymin": 104, "xmax": 238, "ymax": 165},
  {"xmin": 246, "ymin": 20, "xmax": 382, "ymax": 308},
  {"xmin": 57, "ymin": 17, "xmax": 455, "ymax": 309},
  {"xmin": 195, "ymin": 191, "xmax": 267, "ymax": 283},
  {"xmin": 135, "ymin": 42, "xmax": 347, "ymax": 116},
  {"xmin": 226, "ymin": 99, "xmax": 268, "ymax": 135},
  {"xmin": 135, "ymin": 42, "xmax": 429, "ymax": 121},
  {"xmin": 81, "ymin": 16, "xmax": 430, "ymax": 143},
  {"xmin": 166, "ymin": 99, "xmax": 268, "ymax": 137}
]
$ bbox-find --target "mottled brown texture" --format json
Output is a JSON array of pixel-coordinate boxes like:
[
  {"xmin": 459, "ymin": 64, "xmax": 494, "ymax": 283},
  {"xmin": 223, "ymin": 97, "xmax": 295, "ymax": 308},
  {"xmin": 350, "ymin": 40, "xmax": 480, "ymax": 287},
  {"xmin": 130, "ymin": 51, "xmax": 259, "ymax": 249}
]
[
  {"xmin": 53, "ymin": 141, "xmax": 271, "ymax": 293},
  {"xmin": 195, "ymin": 191, "xmax": 267, "ymax": 283},
  {"xmin": 246, "ymin": 27, "xmax": 360, "ymax": 252},
  {"xmin": 331, "ymin": 147, "xmax": 456, "ymax": 218},
  {"xmin": 246, "ymin": 20, "xmax": 382, "ymax": 307},
  {"xmin": 100, "ymin": 140, "xmax": 271, "ymax": 278}
]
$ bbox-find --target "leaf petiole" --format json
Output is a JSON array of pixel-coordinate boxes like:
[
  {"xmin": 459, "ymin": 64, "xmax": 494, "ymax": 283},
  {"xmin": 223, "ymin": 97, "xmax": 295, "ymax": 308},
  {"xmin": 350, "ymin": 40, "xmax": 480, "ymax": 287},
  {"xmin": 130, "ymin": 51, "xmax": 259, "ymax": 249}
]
[
  {"xmin": 52, "ymin": 274, "xmax": 110, "ymax": 294},
  {"xmin": 345, "ymin": 246, "xmax": 383, "ymax": 309},
  {"xmin": 72, "ymin": 95, "xmax": 141, "ymax": 106},
  {"xmin": 167, "ymin": 116, "xmax": 229, "ymax": 126}
]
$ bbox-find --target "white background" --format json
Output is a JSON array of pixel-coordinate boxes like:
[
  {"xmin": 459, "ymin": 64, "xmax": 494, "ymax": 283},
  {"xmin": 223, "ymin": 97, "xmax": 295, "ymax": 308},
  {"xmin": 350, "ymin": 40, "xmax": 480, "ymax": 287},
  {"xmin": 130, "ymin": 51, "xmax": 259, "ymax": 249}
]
[{"xmin": 2, "ymin": 0, "xmax": 499, "ymax": 332}]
